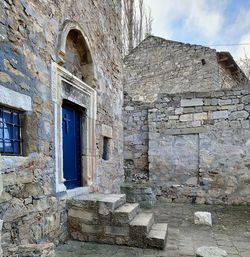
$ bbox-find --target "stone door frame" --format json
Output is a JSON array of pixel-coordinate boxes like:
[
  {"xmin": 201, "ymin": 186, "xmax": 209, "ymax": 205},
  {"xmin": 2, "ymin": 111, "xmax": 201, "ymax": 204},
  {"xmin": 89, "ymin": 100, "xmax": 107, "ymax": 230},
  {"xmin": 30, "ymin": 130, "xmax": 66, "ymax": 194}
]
[{"xmin": 51, "ymin": 62, "xmax": 96, "ymax": 193}]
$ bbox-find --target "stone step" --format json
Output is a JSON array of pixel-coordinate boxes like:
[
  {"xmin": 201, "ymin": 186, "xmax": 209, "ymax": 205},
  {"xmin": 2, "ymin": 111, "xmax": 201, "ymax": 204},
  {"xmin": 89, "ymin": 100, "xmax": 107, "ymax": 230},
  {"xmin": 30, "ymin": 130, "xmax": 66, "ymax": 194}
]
[
  {"xmin": 147, "ymin": 223, "xmax": 168, "ymax": 250},
  {"xmin": 68, "ymin": 193, "xmax": 126, "ymax": 214},
  {"xmin": 67, "ymin": 193, "xmax": 167, "ymax": 250},
  {"xmin": 130, "ymin": 212, "xmax": 154, "ymax": 232},
  {"xmin": 113, "ymin": 203, "xmax": 140, "ymax": 225},
  {"xmin": 129, "ymin": 212, "xmax": 155, "ymax": 247}
]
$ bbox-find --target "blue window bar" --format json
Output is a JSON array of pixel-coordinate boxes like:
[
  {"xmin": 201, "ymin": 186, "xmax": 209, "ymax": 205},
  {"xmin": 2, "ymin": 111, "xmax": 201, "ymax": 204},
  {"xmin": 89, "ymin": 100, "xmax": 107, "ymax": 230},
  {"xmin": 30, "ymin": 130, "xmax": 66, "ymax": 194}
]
[{"xmin": 0, "ymin": 106, "xmax": 23, "ymax": 156}]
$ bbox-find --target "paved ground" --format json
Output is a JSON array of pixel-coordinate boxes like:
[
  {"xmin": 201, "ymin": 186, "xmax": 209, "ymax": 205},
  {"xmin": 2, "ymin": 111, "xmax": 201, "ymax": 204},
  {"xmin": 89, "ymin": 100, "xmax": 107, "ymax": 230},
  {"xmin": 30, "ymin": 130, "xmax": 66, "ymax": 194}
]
[{"xmin": 55, "ymin": 199, "xmax": 250, "ymax": 257}]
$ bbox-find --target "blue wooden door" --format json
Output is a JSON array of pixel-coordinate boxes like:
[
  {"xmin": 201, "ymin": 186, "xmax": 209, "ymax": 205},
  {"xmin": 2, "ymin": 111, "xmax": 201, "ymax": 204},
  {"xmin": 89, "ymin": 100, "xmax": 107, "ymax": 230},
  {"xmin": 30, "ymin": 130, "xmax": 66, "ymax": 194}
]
[{"xmin": 62, "ymin": 103, "xmax": 81, "ymax": 189}]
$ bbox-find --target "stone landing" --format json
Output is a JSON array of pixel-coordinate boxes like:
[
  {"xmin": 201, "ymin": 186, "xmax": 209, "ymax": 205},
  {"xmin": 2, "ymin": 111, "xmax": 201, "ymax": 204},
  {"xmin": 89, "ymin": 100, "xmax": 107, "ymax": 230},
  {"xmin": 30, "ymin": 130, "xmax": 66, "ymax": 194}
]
[{"xmin": 67, "ymin": 193, "xmax": 168, "ymax": 249}]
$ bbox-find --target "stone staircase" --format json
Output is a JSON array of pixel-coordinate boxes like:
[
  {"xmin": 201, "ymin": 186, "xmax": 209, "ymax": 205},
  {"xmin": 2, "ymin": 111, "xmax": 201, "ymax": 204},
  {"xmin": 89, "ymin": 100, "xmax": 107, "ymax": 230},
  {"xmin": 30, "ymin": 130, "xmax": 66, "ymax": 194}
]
[{"xmin": 67, "ymin": 193, "xmax": 168, "ymax": 249}]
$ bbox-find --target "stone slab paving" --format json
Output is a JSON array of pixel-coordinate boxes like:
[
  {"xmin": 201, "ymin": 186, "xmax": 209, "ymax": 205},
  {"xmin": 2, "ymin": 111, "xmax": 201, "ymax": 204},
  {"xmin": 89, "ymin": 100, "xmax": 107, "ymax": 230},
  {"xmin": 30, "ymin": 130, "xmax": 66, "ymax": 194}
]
[{"xmin": 56, "ymin": 199, "xmax": 250, "ymax": 257}]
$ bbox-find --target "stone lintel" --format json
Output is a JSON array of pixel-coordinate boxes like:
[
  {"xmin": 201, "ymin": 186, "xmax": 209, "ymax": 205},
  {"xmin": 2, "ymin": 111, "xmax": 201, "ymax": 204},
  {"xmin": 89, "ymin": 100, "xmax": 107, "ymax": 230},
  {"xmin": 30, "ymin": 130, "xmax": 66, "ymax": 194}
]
[
  {"xmin": 163, "ymin": 127, "xmax": 207, "ymax": 135},
  {"xmin": 101, "ymin": 124, "xmax": 113, "ymax": 138},
  {"xmin": 0, "ymin": 85, "xmax": 32, "ymax": 111}
]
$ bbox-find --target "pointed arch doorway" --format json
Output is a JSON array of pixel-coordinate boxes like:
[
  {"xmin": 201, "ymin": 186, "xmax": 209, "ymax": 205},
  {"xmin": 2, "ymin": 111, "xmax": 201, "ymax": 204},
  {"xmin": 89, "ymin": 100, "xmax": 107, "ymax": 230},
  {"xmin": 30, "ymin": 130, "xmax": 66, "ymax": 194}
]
[{"xmin": 52, "ymin": 20, "xmax": 97, "ymax": 193}]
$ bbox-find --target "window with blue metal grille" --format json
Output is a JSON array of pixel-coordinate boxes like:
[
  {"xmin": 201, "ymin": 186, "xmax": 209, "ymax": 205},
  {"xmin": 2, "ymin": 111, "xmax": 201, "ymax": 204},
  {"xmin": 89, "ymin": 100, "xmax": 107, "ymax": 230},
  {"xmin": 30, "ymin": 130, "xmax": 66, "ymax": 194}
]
[{"xmin": 0, "ymin": 106, "xmax": 23, "ymax": 156}]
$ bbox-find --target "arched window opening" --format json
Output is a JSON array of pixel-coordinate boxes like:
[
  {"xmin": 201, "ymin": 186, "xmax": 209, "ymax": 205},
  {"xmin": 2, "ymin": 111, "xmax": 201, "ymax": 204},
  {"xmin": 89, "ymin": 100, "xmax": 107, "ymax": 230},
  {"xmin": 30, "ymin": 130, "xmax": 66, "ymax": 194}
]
[{"xmin": 64, "ymin": 29, "xmax": 94, "ymax": 87}]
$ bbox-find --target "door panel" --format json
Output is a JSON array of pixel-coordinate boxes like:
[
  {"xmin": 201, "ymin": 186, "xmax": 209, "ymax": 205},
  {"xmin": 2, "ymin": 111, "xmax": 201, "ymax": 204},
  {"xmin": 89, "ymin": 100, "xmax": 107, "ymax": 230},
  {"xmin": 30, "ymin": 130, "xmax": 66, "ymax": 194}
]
[{"xmin": 62, "ymin": 103, "xmax": 81, "ymax": 189}]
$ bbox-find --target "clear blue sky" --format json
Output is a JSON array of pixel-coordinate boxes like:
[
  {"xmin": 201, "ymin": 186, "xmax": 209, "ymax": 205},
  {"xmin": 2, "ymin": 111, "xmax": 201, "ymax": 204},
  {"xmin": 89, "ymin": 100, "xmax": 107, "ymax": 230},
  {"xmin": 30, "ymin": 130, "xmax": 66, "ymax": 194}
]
[{"xmin": 144, "ymin": 0, "xmax": 250, "ymax": 60}]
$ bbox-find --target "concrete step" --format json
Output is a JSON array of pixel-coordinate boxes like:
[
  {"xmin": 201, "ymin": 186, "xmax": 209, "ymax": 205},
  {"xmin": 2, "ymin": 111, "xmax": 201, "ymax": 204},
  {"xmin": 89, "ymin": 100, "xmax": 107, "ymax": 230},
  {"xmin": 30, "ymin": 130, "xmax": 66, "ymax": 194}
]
[
  {"xmin": 113, "ymin": 203, "xmax": 140, "ymax": 225},
  {"xmin": 68, "ymin": 193, "xmax": 126, "ymax": 214},
  {"xmin": 129, "ymin": 212, "xmax": 155, "ymax": 247},
  {"xmin": 147, "ymin": 223, "xmax": 168, "ymax": 250}
]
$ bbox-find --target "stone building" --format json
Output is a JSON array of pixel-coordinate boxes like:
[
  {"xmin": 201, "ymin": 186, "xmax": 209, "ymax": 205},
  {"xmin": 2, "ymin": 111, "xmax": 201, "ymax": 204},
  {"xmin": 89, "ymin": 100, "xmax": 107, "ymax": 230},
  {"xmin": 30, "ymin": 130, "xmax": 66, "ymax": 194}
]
[
  {"xmin": 0, "ymin": 0, "xmax": 124, "ymax": 255},
  {"xmin": 124, "ymin": 36, "xmax": 248, "ymax": 103},
  {"xmin": 0, "ymin": 1, "xmax": 250, "ymax": 255},
  {"xmin": 123, "ymin": 36, "xmax": 250, "ymax": 205}
]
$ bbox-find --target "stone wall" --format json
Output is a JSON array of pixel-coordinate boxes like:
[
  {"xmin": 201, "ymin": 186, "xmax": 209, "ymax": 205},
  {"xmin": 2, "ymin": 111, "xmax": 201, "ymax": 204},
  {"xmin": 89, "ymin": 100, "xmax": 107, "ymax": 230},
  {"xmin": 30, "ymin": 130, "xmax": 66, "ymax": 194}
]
[
  {"xmin": 124, "ymin": 36, "xmax": 219, "ymax": 102},
  {"xmin": 0, "ymin": 0, "xmax": 123, "ymax": 255},
  {"xmin": 0, "ymin": 220, "xmax": 2, "ymax": 257},
  {"xmin": 124, "ymin": 87, "xmax": 250, "ymax": 205},
  {"xmin": 123, "ymin": 36, "xmax": 245, "ymax": 103},
  {"xmin": 123, "ymin": 93, "xmax": 149, "ymax": 181},
  {"xmin": 219, "ymin": 64, "xmax": 239, "ymax": 89},
  {"xmin": 0, "ymin": 155, "xmax": 67, "ymax": 256},
  {"xmin": 0, "ymin": 171, "xmax": 2, "ymax": 257},
  {"xmin": 0, "ymin": 0, "xmax": 123, "ymax": 193},
  {"xmin": 8, "ymin": 243, "xmax": 55, "ymax": 257}
]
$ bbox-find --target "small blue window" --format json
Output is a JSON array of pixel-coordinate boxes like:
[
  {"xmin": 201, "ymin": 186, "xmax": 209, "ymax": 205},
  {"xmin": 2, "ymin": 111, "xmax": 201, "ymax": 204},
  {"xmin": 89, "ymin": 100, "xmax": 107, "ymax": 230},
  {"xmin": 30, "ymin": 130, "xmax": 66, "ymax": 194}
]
[{"xmin": 0, "ymin": 106, "xmax": 23, "ymax": 156}]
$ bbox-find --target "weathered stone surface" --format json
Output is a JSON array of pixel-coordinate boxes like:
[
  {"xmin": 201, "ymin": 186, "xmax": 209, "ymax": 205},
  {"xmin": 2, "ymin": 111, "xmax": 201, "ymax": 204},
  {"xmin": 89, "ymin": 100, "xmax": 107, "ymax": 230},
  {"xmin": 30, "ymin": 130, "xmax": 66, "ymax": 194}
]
[
  {"xmin": 129, "ymin": 212, "xmax": 154, "ymax": 247},
  {"xmin": 0, "ymin": 72, "xmax": 12, "ymax": 83},
  {"xmin": 0, "ymin": 85, "xmax": 32, "ymax": 111},
  {"xmin": 229, "ymin": 110, "xmax": 249, "ymax": 120},
  {"xmin": 218, "ymin": 99, "xmax": 232, "ymax": 105},
  {"xmin": 9, "ymin": 243, "xmax": 55, "ymax": 257},
  {"xmin": 101, "ymin": 124, "xmax": 113, "ymax": 138},
  {"xmin": 120, "ymin": 183, "xmax": 157, "ymax": 208},
  {"xmin": 0, "ymin": 0, "xmax": 124, "ymax": 255},
  {"xmin": 123, "ymin": 36, "xmax": 238, "ymax": 103},
  {"xmin": 147, "ymin": 223, "xmax": 168, "ymax": 250},
  {"xmin": 181, "ymin": 99, "xmax": 204, "ymax": 107},
  {"xmin": 67, "ymin": 192, "xmax": 165, "ymax": 249},
  {"xmin": 241, "ymin": 95, "xmax": 250, "ymax": 103},
  {"xmin": 73, "ymin": 193, "xmax": 126, "ymax": 212},
  {"xmin": 124, "ymin": 88, "xmax": 250, "ymax": 204},
  {"xmin": 0, "ymin": 220, "xmax": 2, "ymax": 257},
  {"xmin": 129, "ymin": 213, "xmax": 154, "ymax": 233},
  {"xmin": 0, "ymin": 174, "xmax": 3, "ymax": 197},
  {"xmin": 196, "ymin": 246, "xmax": 227, "ymax": 257},
  {"xmin": 113, "ymin": 203, "xmax": 140, "ymax": 224},
  {"xmin": 68, "ymin": 209, "xmax": 96, "ymax": 224},
  {"xmin": 194, "ymin": 112, "xmax": 208, "ymax": 120},
  {"xmin": 194, "ymin": 212, "xmax": 212, "ymax": 226},
  {"xmin": 56, "ymin": 202, "xmax": 250, "ymax": 256},
  {"xmin": 180, "ymin": 113, "xmax": 193, "ymax": 121},
  {"xmin": 211, "ymin": 110, "xmax": 229, "ymax": 119},
  {"xmin": 4, "ymin": 59, "xmax": 26, "ymax": 77}
]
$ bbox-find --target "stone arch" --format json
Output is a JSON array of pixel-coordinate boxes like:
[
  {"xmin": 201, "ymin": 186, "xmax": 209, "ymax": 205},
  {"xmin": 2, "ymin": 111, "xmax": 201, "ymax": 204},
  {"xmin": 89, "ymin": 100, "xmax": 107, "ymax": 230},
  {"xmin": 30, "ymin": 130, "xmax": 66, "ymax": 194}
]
[{"xmin": 57, "ymin": 20, "xmax": 95, "ymax": 87}]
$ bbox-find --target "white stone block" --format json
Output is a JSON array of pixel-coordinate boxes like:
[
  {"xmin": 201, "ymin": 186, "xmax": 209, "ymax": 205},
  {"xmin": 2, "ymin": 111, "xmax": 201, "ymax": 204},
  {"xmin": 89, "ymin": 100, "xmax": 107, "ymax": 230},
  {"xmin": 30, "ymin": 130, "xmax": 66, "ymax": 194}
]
[
  {"xmin": 218, "ymin": 99, "xmax": 231, "ymax": 106},
  {"xmin": 181, "ymin": 98, "xmax": 204, "ymax": 107},
  {"xmin": 194, "ymin": 211, "xmax": 212, "ymax": 226},
  {"xmin": 211, "ymin": 111, "xmax": 228, "ymax": 119},
  {"xmin": 169, "ymin": 115, "xmax": 179, "ymax": 120},
  {"xmin": 196, "ymin": 246, "xmax": 227, "ymax": 257},
  {"xmin": 101, "ymin": 124, "xmax": 113, "ymax": 138},
  {"xmin": 0, "ymin": 85, "xmax": 32, "ymax": 111},
  {"xmin": 125, "ymin": 106, "xmax": 134, "ymax": 111},
  {"xmin": 180, "ymin": 114, "xmax": 193, "ymax": 122},
  {"xmin": 175, "ymin": 108, "xmax": 183, "ymax": 115},
  {"xmin": 194, "ymin": 112, "xmax": 207, "ymax": 121}
]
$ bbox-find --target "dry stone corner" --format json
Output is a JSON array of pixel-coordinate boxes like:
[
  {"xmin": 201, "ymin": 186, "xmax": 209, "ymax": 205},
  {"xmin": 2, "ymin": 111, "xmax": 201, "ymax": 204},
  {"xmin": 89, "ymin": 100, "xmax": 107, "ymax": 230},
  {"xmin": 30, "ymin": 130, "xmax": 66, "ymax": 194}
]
[{"xmin": 0, "ymin": 0, "xmax": 249, "ymax": 256}]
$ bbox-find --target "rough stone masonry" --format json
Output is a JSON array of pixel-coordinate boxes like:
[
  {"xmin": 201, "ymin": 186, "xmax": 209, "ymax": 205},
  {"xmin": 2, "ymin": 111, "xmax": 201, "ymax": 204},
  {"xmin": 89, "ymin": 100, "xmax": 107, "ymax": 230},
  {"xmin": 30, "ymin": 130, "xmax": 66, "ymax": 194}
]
[
  {"xmin": 0, "ymin": 0, "xmax": 249, "ymax": 256},
  {"xmin": 0, "ymin": 0, "xmax": 123, "ymax": 256},
  {"xmin": 123, "ymin": 36, "xmax": 250, "ymax": 205}
]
